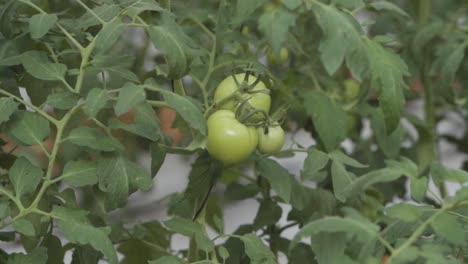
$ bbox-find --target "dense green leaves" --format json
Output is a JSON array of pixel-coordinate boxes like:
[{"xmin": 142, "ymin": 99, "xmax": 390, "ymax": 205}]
[
  {"xmin": 67, "ymin": 127, "xmax": 123, "ymax": 152},
  {"xmin": 61, "ymin": 160, "xmax": 98, "ymax": 187},
  {"xmin": 83, "ymin": 88, "xmax": 110, "ymax": 117},
  {"xmin": 20, "ymin": 51, "xmax": 67, "ymax": 81},
  {"xmin": 0, "ymin": 97, "xmax": 18, "ymax": 124}
]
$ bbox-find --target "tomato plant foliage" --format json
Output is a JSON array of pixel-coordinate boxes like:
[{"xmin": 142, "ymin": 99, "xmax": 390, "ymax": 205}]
[{"xmin": 0, "ymin": 0, "xmax": 467, "ymax": 263}]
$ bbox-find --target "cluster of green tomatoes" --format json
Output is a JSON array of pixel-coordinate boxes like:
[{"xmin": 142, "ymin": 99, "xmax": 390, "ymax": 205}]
[{"xmin": 206, "ymin": 73, "xmax": 285, "ymax": 164}]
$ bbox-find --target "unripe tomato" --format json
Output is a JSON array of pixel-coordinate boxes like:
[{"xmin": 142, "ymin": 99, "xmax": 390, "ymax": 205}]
[
  {"xmin": 343, "ymin": 79, "xmax": 360, "ymax": 101},
  {"xmin": 214, "ymin": 73, "xmax": 271, "ymax": 115},
  {"xmin": 206, "ymin": 110, "xmax": 258, "ymax": 164},
  {"xmin": 267, "ymin": 47, "xmax": 289, "ymax": 65},
  {"xmin": 257, "ymin": 125, "xmax": 285, "ymax": 154}
]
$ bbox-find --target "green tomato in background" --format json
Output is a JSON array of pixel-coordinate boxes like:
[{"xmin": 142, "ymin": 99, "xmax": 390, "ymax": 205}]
[
  {"xmin": 257, "ymin": 125, "xmax": 285, "ymax": 154},
  {"xmin": 267, "ymin": 47, "xmax": 289, "ymax": 65},
  {"xmin": 206, "ymin": 110, "xmax": 258, "ymax": 164},
  {"xmin": 343, "ymin": 79, "xmax": 360, "ymax": 101},
  {"xmin": 213, "ymin": 73, "xmax": 271, "ymax": 118}
]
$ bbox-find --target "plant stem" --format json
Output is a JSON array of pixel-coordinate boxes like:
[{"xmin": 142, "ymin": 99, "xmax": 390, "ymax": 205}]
[{"xmin": 75, "ymin": 40, "xmax": 95, "ymax": 93}]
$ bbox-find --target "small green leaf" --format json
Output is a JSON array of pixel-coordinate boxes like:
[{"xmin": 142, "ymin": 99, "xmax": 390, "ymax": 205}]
[
  {"xmin": 0, "ymin": 97, "xmax": 18, "ymax": 124},
  {"xmin": 328, "ymin": 150, "xmax": 367, "ymax": 168},
  {"xmin": 97, "ymin": 155, "xmax": 152, "ymax": 210},
  {"xmin": 431, "ymin": 162, "xmax": 468, "ymax": 184},
  {"xmin": 385, "ymin": 203, "xmax": 423, "ymax": 222},
  {"xmin": 46, "ymin": 91, "xmax": 80, "ymax": 110},
  {"xmin": 240, "ymin": 234, "xmax": 276, "ymax": 264},
  {"xmin": 83, "ymin": 88, "xmax": 110, "ymax": 117},
  {"xmin": 291, "ymin": 216, "xmax": 379, "ymax": 250},
  {"xmin": 302, "ymin": 147, "xmax": 329, "ymax": 181},
  {"xmin": 20, "ymin": 51, "xmax": 67, "ymax": 81},
  {"xmin": 29, "ymin": 13, "xmax": 57, "ymax": 39},
  {"xmin": 369, "ymin": 1, "xmax": 409, "ymax": 17},
  {"xmin": 67, "ymin": 127, "xmax": 123, "ymax": 152},
  {"xmin": 150, "ymin": 142, "xmax": 166, "ymax": 177},
  {"xmin": 256, "ymin": 158, "xmax": 292, "ymax": 203},
  {"xmin": 147, "ymin": 13, "xmax": 199, "ymax": 79},
  {"xmin": 218, "ymin": 246, "xmax": 230, "ymax": 261},
  {"xmin": 13, "ymin": 219, "xmax": 36, "ymax": 236},
  {"xmin": 9, "ymin": 157, "xmax": 43, "ymax": 199},
  {"xmin": 114, "ymin": 83, "xmax": 146, "ymax": 116},
  {"xmin": 95, "ymin": 18, "xmax": 126, "ymax": 52},
  {"xmin": 303, "ymin": 90, "xmax": 347, "ymax": 151},
  {"xmin": 410, "ymin": 176, "xmax": 428, "ymax": 202},
  {"xmin": 162, "ymin": 91, "xmax": 207, "ymax": 135},
  {"xmin": 78, "ymin": 4, "xmax": 120, "ymax": 29},
  {"xmin": 51, "ymin": 207, "xmax": 118, "ymax": 264},
  {"xmin": 134, "ymin": 102, "xmax": 160, "ymax": 141},
  {"xmin": 61, "ymin": 160, "xmax": 98, "ymax": 187},
  {"xmin": 122, "ymin": 0, "xmax": 163, "ymax": 18},
  {"xmin": 11, "ymin": 111, "xmax": 50, "ymax": 146},
  {"xmin": 253, "ymin": 199, "xmax": 282, "ymax": 229},
  {"xmin": 331, "ymin": 160, "xmax": 353, "ymax": 202}
]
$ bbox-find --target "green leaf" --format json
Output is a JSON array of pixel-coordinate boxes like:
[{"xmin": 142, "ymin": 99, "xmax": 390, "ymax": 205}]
[
  {"xmin": 312, "ymin": 3, "xmax": 365, "ymax": 76},
  {"xmin": 311, "ymin": 233, "xmax": 347, "ymax": 264},
  {"xmin": 218, "ymin": 246, "xmax": 230, "ymax": 261},
  {"xmin": 431, "ymin": 212, "xmax": 466, "ymax": 245},
  {"xmin": 225, "ymin": 182, "xmax": 259, "ymax": 200},
  {"xmin": 61, "ymin": 160, "xmax": 98, "ymax": 187},
  {"xmin": 46, "ymin": 91, "xmax": 80, "ymax": 110},
  {"xmin": 291, "ymin": 216, "xmax": 379, "ymax": 249},
  {"xmin": 301, "ymin": 147, "xmax": 329, "ymax": 181},
  {"xmin": 370, "ymin": 107, "xmax": 402, "ymax": 157},
  {"xmin": 150, "ymin": 142, "xmax": 166, "ymax": 177},
  {"xmin": 368, "ymin": 1, "xmax": 409, "ymax": 16},
  {"xmin": 7, "ymin": 247, "xmax": 47, "ymax": 264},
  {"xmin": 410, "ymin": 176, "xmax": 428, "ymax": 202},
  {"xmin": 11, "ymin": 111, "xmax": 50, "ymax": 146},
  {"xmin": 256, "ymin": 158, "xmax": 292, "ymax": 203},
  {"xmin": 240, "ymin": 234, "xmax": 276, "ymax": 264},
  {"xmin": 83, "ymin": 88, "xmax": 110, "ymax": 117},
  {"xmin": 385, "ymin": 203, "xmax": 423, "ymax": 222},
  {"xmin": 232, "ymin": 0, "xmax": 269, "ymax": 26},
  {"xmin": 332, "ymin": 0, "xmax": 364, "ymax": 10},
  {"xmin": 40, "ymin": 234, "xmax": 64, "ymax": 264},
  {"xmin": 95, "ymin": 18, "xmax": 126, "ymax": 52},
  {"xmin": 147, "ymin": 13, "xmax": 199, "ymax": 79},
  {"xmin": 258, "ymin": 6, "xmax": 296, "ymax": 55},
  {"xmin": 114, "ymin": 83, "xmax": 146, "ymax": 115},
  {"xmin": 51, "ymin": 207, "xmax": 118, "ymax": 264},
  {"xmin": 148, "ymin": 256, "xmax": 183, "ymax": 264},
  {"xmin": 162, "ymin": 91, "xmax": 207, "ymax": 135},
  {"xmin": 13, "ymin": 218, "xmax": 35, "ymax": 236},
  {"xmin": 121, "ymin": 0, "xmax": 163, "ymax": 18},
  {"xmin": 164, "ymin": 217, "xmax": 214, "ymax": 252},
  {"xmin": 328, "ymin": 150, "xmax": 367, "ymax": 168},
  {"xmin": 303, "ymin": 90, "xmax": 347, "ymax": 151},
  {"xmin": 29, "ymin": 13, "xmax": 57, "ymax": 39},
  {"xmin": 9, "ymin": 157, "xmax": 43, "ymax": 199},
  {"xmin": 283, "ymin": 0, "xmax": 303, "ymax": 10},
  {"xmin": 78, "ymin": 4, "xmax": 120, "ymax": 29},
  {"xmin": 0, "ymin": 97, "xmax": 18, "ymax": 124},
  {"xmin": 67, "ymin": 127, "xmax": 123, "ymax": 152},
  {"xmin": 97, "ymin": 155, "xmax": 152, "ymax": 210},
  {"xmin": 431, "ymin": 162, "xmax": 468, "ymax": 184},
  {"xmin": 253, "ymin": 199, "xmax": 282, "ymax": 229},
  {"xmin": 133, "ymin": 102, "xmax": 160, "ymax": 141},
  {"xmin": 20, "ymin": 51, "xmax": 67, "ymax": 81},
  {"xmin": 184, "ymin": 154, "xmax": 223, "ymax": 205},
  {"xmin": 365, "ymin": 39, "xmax": 408, "ymax": 133},
  {"xmin": 330, "ymin": 160, "xmax": 354, "ymax": 202}
]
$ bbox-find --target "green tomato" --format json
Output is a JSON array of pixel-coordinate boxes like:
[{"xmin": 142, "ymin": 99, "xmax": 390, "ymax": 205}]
[
  {"xmin": 257, "ymin": 125, "xmax": 285, "ymax": 154},
  {"xmin": 343, "ymin": 79, "xmax": 360, "ymax": 101},
  {"xmin": 206, "ymin": 110, "xmax": 258, "ymax": 164},
  {"xmin": 213, "ymin": 73, "xmax": 271, "ymax": 116},
  {"xmin": 267, "ymin": 47, "xmax": 289, "ymax": 65}
]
